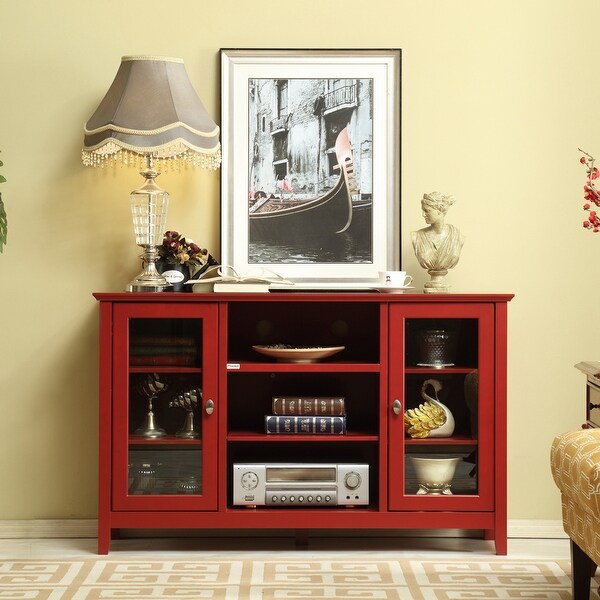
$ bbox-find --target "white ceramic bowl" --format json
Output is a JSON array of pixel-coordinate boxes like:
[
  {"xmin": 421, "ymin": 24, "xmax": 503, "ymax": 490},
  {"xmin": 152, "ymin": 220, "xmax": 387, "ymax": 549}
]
[{"xmin": 409, "ymin": 455, "xmax": 461, "ymax": 495}]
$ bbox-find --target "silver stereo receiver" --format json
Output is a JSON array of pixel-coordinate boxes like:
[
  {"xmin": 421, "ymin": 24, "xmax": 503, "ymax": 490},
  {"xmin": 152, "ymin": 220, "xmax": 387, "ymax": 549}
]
[{"xmin": 232, "ymin": 463, "xmax": 369, "ymax": 507}]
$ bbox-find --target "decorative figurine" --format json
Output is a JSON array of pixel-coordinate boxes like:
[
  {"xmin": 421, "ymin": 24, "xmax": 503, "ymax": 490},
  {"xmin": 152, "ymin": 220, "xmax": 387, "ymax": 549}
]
[
  {"xmin": 169, "ymin": 388, "xmax": 201, "ymax": 439},
  {"xmin": 411, "ymin": 192, "xmax": 465, "ymax": 293},
  {"xmin": 404, "ymin": 378, "xmax": 455, "ymax": 439}
]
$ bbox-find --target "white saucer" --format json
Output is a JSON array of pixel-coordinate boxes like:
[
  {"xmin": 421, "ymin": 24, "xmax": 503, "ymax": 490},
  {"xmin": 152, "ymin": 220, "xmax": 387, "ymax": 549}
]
[{"xmin": 373, "ymin": 285, "xmax": 415, "ymax": 294}]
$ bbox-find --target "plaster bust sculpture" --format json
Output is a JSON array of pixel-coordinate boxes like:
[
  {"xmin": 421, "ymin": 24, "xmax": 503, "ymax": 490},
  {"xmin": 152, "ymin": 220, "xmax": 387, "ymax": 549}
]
[{"xmin": 411, "ymin": 191, "xmax": 464, "ymax": 293}]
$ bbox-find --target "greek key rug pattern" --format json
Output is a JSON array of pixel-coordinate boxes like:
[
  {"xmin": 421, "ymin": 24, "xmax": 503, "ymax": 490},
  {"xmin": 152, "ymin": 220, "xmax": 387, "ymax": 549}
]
[{"xmin": 0, "ymin": 557, "xmax": 581, "ymax": 599}]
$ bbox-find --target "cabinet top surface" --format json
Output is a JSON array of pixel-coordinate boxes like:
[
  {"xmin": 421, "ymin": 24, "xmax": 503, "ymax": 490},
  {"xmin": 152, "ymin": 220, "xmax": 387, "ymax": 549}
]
[{"xmin": 93, "ymin": 291, "xmax": 514, "ymax": 303}]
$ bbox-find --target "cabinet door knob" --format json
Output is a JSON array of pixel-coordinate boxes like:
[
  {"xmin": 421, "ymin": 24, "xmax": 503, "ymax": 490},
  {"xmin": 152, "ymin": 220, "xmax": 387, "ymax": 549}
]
[
  {"xmin": 205, "ymin": 399, "xmax": 215, "ymax": 415},
  {"xmin": 392, "ymin": 399, "xmax": 402, "ymax": 415}
]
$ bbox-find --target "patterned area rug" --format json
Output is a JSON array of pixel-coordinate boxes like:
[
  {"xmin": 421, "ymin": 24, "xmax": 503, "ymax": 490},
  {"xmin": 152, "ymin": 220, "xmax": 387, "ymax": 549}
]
[{"xmin": 0, "ymin": 557, "xmax": 583, "ymax": 599}]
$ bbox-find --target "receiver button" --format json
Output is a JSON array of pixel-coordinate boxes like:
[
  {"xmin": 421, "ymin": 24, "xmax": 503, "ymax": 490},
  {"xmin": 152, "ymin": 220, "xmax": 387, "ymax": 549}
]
[{"xmin": 240, "ymin": 471, "xmax": 259, "ymax": 490}]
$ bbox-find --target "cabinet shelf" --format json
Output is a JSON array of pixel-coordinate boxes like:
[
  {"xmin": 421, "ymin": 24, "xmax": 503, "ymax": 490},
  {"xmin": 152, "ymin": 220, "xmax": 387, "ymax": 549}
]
[
  {"xmin": 128, "ymin": 436, "xmax": 203, "ymax": 446},
  {"xmin": 225, "ymin": 506, "xmax": 380, "ymax": 515},
  {"xmin": 404, "ymin": 435, "xmax": 478, "ymax": 446},
  {"xmin": 129, "ymin": 366, "xmax": 203, "ymax": 374},
  {"xmin": 228, "ymin": 431, "xmax": 378, "ymax": 442},
  {"xmin": 404, "ymin": 367, "xmax": 477, "ymax": 375},
  {"xmin": 226, "ymin": 362, "xmax": 381, "ymax": 373}
]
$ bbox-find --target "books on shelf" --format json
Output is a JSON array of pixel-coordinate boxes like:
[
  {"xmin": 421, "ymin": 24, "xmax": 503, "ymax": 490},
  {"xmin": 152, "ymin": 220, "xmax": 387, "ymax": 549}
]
[
  {"xmin": 129, "ymin": 335, "xmax": 197, "ymax": 367},
  {"xmin": 265, "ymin": 415, "xmax": 346, "ymax": 435},
  {"xmin": 265, "ymin": 396, "xmax": 347, "ymax": 434},
  {"xmin": 129, "ymin": 355, "xmax": 196, "ymax": 366},
  {"xmin": 272, "ymin": 396, "xmax": 346, "ymax": 416},
  {"xmin": 130, "ymin": 335, "xmax": 196, "ymax": 347}
]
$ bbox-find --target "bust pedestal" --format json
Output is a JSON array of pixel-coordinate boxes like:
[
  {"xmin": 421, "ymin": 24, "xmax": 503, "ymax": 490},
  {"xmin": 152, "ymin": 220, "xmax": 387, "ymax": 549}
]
[{"xmin": 424, "ymin": 269, "xmax": 450, "ymax": 293}]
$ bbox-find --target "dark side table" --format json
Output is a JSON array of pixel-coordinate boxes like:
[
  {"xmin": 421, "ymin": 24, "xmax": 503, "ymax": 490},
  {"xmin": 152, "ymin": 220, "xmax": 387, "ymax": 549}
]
[{"xmin": 575, "ymin": 361, "xmax": 600, "ymax": 429}]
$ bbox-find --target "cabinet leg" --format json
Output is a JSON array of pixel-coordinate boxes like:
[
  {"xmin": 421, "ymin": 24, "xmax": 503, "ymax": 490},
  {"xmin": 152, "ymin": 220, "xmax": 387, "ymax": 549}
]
[
  {"xmin": 494, "ymin": 537, "xmax": 507, "ymax": 556},
  {"xmin": 295, "ymin": 529, "xmax": 309, "ymax": 548},
  {"xmin": 571, "ymin": 539, "xmax": 594, "ymax": 600},
  {"xmin": 97, "ymin": 528, "xmax": 111, "ymax": 555}
]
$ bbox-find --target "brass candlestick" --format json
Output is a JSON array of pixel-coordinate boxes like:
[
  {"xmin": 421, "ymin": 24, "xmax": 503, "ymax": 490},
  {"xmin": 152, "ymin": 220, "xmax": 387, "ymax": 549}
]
[{"xmin": 134, "ymin": 373, "xmax": 168, "ymax": 438}]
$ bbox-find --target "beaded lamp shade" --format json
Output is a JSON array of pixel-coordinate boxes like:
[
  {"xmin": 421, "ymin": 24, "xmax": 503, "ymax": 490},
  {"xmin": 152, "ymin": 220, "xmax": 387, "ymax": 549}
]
[{"xmin": 82, "ymin": 55, "xmax": 221, "ymax": 169}]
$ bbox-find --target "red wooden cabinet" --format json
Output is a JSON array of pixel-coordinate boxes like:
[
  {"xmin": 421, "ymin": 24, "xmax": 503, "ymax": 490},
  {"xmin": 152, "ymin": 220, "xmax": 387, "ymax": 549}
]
[{"xmin": 95, "ymin": 292, "xmax": 511, "ymax": 554}]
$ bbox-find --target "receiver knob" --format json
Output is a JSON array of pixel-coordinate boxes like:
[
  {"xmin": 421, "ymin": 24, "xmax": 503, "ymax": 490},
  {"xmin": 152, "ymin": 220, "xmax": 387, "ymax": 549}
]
[{"xmin": 344, "ymin": 471, "xmax": 362, "ymax": 490}]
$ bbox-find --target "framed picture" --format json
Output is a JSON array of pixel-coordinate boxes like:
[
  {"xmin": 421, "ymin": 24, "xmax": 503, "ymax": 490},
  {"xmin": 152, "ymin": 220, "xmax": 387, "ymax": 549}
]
[{"xmin": 220, "ymin": 48, "xmax": 401, "ymax": 287}]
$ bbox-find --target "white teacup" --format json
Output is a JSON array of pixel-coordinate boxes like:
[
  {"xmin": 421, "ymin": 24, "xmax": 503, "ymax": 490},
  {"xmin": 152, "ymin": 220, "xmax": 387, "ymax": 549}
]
[{"xmin": 379, "ymin": 270, "xmax": 413, "ymax": 287}]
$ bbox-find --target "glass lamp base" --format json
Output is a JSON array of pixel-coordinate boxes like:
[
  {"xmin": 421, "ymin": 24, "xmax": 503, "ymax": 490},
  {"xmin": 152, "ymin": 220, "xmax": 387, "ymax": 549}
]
[
  {"xmin": 127, "ymin": 162, "xmax": 170, "ymax": 293},
  {"xmin": 126, "ymin": 248, "xmax": 171, "ymax": 293},
  {"xmin": 126, "ymin": 278, "xmax": 170, "ymax": 293}
]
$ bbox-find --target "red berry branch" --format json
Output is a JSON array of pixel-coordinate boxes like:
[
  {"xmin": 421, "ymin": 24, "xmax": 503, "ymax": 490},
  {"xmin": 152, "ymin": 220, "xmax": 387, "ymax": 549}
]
[{"xmin": 580, "ymin": 148, "xmax": 600, "ymax": 232}]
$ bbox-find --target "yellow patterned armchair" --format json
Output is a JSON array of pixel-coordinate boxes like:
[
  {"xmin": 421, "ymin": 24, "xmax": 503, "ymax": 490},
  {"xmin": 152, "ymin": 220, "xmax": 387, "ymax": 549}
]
[{"xmin": 551, "ymin": 429, "xmax": 600, "ymax": 600}]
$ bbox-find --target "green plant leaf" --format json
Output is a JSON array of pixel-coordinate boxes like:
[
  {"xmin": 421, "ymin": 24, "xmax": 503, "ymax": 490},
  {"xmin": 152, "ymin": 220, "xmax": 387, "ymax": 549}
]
[
  {"xmin": 0, "ymin": 193, "xmax": 7, "ymax": 253},
  {"xmin": 0, "ymin": 175, "xmax": 6, "ymax": 184}
]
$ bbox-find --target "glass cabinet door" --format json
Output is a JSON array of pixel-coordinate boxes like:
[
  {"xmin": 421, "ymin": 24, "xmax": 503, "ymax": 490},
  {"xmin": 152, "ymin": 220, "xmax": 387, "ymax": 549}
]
[
  {"xmin": 388, "ymin": 303, "xmax": 495, "ymax": 510},
  {"xmin": 111, "ymin": 303, "xmax": 218, "ymax": 511}
]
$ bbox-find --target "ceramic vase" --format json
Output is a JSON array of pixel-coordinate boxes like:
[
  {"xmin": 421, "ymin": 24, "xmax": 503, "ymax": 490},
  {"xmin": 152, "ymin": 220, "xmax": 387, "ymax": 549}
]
[{"xmin": 156, "ymin": 260, "xmax": 190, "ymax": 292}]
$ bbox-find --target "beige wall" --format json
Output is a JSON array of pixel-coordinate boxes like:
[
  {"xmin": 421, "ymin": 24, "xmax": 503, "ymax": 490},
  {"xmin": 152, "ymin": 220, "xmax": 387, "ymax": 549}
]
[{"xmin": 0, "ymin": 0, "xmax": 596, "ymax": 522}]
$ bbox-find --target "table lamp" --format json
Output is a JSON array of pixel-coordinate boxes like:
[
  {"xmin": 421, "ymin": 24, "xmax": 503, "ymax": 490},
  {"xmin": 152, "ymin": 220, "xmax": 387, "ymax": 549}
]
[{"xmin": 82, "ymin": 55, "xmax": 221, "ymax": 292}]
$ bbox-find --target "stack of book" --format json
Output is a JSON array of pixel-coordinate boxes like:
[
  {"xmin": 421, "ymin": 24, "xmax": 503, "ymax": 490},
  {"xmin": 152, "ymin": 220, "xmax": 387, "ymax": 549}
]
[
  {"xmin": 129, "ymin": 336, "xmax": 198, "ymax": 367},
  {"xmin": 264, "ymin": 396, "xmax": 346, "ymax": 434}
]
